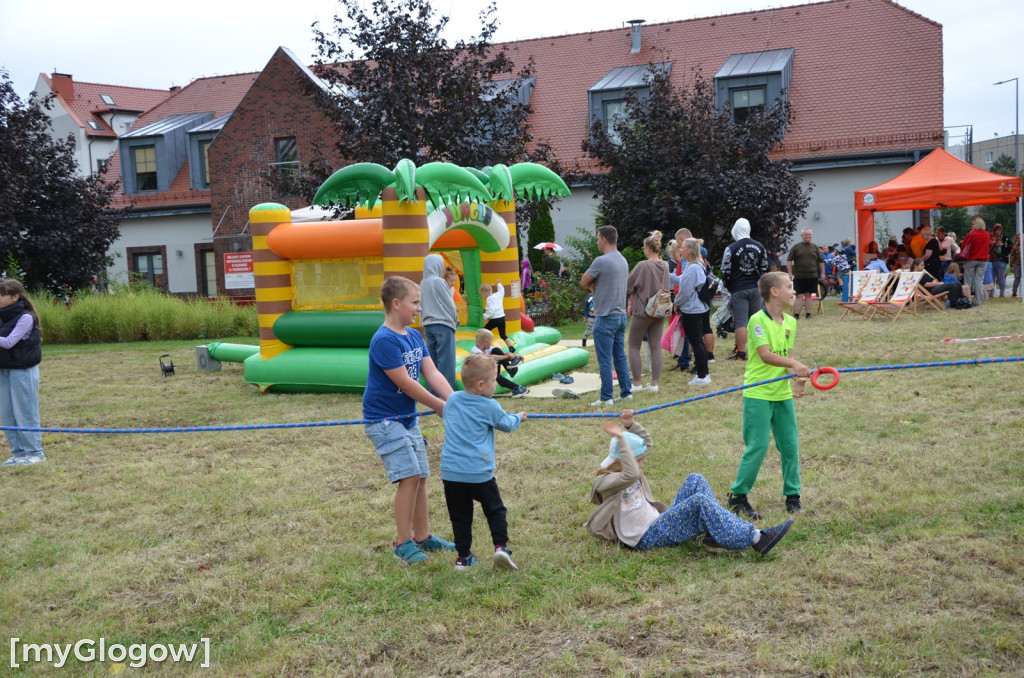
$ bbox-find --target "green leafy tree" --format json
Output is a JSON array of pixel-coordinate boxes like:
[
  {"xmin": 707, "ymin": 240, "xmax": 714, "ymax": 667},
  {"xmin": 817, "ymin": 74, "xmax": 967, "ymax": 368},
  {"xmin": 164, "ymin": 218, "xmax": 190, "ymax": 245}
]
[
  {"xmin": 977, "ymin": 155, "xmax": 1021, "ymax": 228},
  {"xmin": 311, "ymin": 0, "xmax": 536, "ymax": 169},
  {"xmin": 934, "ymin": 207, "xmax": 970, "ymax": 234},
  {"xmin": 990, "ymin": 153, "xmax": 1018, "ymax": 177},
  {"xmin": 0, "ymin": 70, "xmax": 125, "ymax": 293},
  {"xmin": 582, "ymin": 70, "xmax": 811, "ymax": 264},
  {"xmin": 525, "ymin": 201, "xmax": 555, "ymax": 271}
]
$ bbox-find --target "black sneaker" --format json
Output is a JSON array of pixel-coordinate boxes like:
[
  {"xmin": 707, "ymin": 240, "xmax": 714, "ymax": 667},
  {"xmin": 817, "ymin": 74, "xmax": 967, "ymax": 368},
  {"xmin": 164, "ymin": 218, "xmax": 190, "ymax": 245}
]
[
  {"xmin": 688, "ymin": 365, "xmax": 698, "ymax": 374},
  {"xmin": 727, "ymin": 350, "xmax": 747, "ymax": 361},
  {"xmin": 752, "ymin": 520, "xmax": 794, "ymax": 556},
  {"xmin": 581, "ymin": 338, "xmax": 587, "ymax": 347},
  {"xmin": 785, "ymin": 495, "xmax": 803, "ymax": 514},
  {"xmin": 804, "ymin": 313, "xmax": 812, "ymax": 319},
  {"xmin": 727, "ymin": 493, "xmax": 761, "ymax": 521}
]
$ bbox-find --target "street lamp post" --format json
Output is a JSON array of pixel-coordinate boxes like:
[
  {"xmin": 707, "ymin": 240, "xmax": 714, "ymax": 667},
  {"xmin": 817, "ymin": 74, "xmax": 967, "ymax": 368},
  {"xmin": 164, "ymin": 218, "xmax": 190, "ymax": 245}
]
[{"xmin": 994, "ymin": 77, "xmax": 1022, "ymax": 304}]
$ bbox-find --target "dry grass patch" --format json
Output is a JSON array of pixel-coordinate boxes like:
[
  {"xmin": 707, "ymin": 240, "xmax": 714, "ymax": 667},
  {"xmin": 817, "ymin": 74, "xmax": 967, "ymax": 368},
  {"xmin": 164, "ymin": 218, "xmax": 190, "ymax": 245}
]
[{"xmin": 1, "ymin": 299, "xmax": 1023, "ymax": 675}]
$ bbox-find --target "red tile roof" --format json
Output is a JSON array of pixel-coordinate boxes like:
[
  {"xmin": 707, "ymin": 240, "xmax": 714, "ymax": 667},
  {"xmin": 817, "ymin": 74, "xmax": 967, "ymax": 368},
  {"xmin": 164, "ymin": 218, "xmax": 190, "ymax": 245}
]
[
  {"xmin": 108, "ymin": 151, "xmax": 209, "ymax": 210},
  {"xmin": 108, "ymin": 72, "xmax": 258, "ymax": 211},
  {"xmin": 39, "ymin": 74, "xmax": 172, "ymax": 138},
  {"xmin": 131, "ymin": 72, "xmax": 259, "ymax": 130},
  {"xmin": 498, "ymin": 0, "xmax": 943, "ymax": 169}
]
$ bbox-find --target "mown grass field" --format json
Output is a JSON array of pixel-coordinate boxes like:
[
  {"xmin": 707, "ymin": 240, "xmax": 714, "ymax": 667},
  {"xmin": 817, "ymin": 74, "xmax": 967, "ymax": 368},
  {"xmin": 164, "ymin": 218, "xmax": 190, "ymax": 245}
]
[{"xmin": 2, "ymin": 298, "xmax": 1022, "ymax": 676}]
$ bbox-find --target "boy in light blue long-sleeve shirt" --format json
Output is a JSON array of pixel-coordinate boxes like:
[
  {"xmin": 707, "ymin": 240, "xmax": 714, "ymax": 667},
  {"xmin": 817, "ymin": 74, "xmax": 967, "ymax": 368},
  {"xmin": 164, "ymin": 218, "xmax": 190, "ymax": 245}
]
[{"xmin": 441, "ymin": 353, "xmax": 525, "ymax": 571}]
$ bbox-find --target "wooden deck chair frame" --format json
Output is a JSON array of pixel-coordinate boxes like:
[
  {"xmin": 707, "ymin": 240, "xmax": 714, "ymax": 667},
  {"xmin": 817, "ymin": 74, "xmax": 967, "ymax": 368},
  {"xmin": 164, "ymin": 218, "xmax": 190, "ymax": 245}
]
[
  {"xmin": 837, "ymin": 271, "xmax": 893, "ymax": 320},
  {"xmin": 866, "ymin": 271, "xmax": 923, "ymax": 321},
  {"xmin": 914, "ymin": 281, "xmax": 948, "ymax": 312}
]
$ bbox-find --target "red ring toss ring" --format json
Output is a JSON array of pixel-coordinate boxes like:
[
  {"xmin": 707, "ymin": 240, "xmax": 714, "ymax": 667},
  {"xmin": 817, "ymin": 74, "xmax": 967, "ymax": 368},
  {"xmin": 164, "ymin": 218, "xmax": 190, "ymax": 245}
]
[{"xmin": 810, "ymin": 367, "xmax": 839, "ymax": 390}]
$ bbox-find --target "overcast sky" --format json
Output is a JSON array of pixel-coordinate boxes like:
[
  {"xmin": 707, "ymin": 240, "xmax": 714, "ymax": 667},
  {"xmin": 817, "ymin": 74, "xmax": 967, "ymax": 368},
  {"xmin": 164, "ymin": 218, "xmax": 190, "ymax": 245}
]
[{"xmin": 2, "ymin": 0, "xmax": 1021, "ymax": 145}]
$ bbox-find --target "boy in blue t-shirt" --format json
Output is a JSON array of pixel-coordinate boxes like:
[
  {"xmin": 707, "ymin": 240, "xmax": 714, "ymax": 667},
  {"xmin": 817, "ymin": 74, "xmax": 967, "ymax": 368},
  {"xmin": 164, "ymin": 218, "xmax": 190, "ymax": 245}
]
[
  {"xmin": 363, "ymin": 276, "xmax": 456, "ymax": 565},
  {"xmin": 441, "ymin": 353, "xmax": 525, "ymax": 571}
]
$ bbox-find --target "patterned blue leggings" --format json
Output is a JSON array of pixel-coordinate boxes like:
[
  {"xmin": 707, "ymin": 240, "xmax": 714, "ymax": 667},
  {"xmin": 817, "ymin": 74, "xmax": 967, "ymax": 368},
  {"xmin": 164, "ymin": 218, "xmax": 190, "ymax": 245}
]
[{"xmin": 635, "ymin": 473, "xmax": 757, "ymax": 551}]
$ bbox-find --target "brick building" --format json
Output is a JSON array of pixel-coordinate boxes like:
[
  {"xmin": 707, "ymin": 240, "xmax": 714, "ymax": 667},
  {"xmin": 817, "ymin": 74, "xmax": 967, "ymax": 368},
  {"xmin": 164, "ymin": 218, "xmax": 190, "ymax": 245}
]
[
  {"xmin": 31, "ymin": 0, "xmax": 941, "ymax": 297},
  {"xmin": 104, "ymin": 72, "xmax": 258, "ymax": 294},
  {"xmin": 206, "ymin": 0, "xmax": 943, "ymax": 300},
  {"xmin": 207, "ymin": 47, "xmax": 343, "ymax": 298}
]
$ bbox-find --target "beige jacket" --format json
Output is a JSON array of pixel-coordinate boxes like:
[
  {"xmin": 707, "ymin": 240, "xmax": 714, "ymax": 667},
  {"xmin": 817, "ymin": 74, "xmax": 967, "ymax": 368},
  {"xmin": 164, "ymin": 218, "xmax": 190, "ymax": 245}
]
[{"xmin": 584, "ymin": 422, "xmax": 666, "ymax": 544}]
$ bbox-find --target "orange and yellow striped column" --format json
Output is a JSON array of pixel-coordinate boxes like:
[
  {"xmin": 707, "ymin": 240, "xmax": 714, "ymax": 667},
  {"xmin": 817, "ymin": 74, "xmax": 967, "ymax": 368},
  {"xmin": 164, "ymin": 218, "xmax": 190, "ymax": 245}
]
[
  {"xmin": 480, "ymin": 198, "xmax": 521, "ymax": 334},
  {"xmin": 249, "ymin": 203, "xmax": 294, "ymax": 359},
  {"xmin": 381, "ymin": 187, "xmax": 429, "ymax": 285}
]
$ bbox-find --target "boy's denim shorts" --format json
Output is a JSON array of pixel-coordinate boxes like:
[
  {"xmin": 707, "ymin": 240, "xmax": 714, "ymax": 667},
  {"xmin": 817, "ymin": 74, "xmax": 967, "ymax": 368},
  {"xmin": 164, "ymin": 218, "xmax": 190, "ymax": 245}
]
[{"xmin": 364, "ymin": 419, "xmax": 430, "ymax": 483}]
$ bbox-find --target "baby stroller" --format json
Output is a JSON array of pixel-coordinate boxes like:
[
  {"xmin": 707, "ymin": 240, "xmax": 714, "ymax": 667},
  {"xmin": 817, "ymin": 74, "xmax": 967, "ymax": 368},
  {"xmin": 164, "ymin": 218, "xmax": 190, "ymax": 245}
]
[
  {"xmin": 712, "ymin": 287, "xmax": 734, "ymax": 339},
  {"xmin": 819, "ymin": 248, "xmax": 850, "ymax": 298}
]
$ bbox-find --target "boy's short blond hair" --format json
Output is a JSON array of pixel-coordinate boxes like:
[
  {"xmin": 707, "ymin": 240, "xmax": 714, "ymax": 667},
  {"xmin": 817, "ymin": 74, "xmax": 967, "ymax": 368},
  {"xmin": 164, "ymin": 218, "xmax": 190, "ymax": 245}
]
[
  {"xmin": 758, "ymin": 271, "xmax": 790, "ymax": 304},
  {"xmin": 381, "ymin": 276, "xmax": 418, "ymax": 309},
  {"xmin": 460, "ymin": 353, "xmax": 494, "ymax": 387},
  {"xmin": 479, "ymin": 283, "xmax": 492, "ymax": 296},
  {"xmin": 475, "ymin": 328, "xmax": 493, "ymax": 348}
]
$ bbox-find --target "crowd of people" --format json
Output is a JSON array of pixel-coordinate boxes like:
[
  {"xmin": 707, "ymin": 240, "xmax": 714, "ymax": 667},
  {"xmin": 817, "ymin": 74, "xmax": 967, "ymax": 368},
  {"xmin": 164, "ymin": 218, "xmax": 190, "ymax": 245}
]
[{"xmin": 858, "ymin": 217, "xmax": 1019, "ymax": 305}]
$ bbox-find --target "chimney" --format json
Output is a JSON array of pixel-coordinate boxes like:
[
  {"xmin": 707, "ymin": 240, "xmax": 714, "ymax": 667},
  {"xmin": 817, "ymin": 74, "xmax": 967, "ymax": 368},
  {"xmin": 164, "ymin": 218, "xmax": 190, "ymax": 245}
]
[
  {"xmin": 628, "ymin": 19, "xmax": 645, "ymax": 54},
  {"xmin": 52, "ymin": 72, "xmax": 74, "ymax": 100},
  {"xmin": 169, "ymin": 86, "xmax": 180, "ymax": 94}
]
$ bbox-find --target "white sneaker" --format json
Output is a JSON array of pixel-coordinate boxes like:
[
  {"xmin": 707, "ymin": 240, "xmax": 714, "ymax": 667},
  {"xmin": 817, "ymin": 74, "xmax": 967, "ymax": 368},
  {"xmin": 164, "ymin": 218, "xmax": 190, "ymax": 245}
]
[
  {"xmin": 698, "ymin": 375, "xmax": 712, "ymax": 386},
  {"xmin": 688, "ymin": 375, "xmax": 711, "ymax": 386},
  {"xmin": 619, "ymin": 394, "xmax": 633, "ymax": 401},
  {"xmin": 590, "ymin": 398, "xmax": 614, "ymax": 407},
  {"xmin": 645, "ymin": 384, "xmax": 659, "ymax": 393}
]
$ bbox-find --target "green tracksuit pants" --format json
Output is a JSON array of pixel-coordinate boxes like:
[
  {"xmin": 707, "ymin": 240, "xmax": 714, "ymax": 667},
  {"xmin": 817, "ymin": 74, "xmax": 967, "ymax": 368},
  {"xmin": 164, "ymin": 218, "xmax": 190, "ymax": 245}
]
[{"xmin": 730, "ymin": 396, "xmax": 801, "ymax": 497}]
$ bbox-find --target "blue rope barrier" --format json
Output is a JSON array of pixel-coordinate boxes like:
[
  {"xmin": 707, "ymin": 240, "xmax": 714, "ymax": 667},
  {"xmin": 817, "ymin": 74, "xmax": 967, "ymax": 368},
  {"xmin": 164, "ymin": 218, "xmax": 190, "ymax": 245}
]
[{"xmin": 5, "ymin": 356, "xmax": 1021, "ymax": 434}]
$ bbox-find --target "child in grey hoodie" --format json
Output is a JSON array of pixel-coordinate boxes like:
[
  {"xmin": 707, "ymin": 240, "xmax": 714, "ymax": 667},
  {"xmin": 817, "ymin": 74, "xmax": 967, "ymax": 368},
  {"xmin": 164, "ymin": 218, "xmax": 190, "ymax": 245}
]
[{"xmin": 421, "ymin": 254, "xmax": 459, "ymax": 389}]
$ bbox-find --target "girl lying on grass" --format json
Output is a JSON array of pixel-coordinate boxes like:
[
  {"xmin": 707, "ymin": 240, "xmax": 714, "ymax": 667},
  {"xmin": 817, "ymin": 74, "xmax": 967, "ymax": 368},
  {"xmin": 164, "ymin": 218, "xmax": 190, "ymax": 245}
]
[{"xmin": 584, "ymin": 410, "xmax": 793, "ymax": 555}]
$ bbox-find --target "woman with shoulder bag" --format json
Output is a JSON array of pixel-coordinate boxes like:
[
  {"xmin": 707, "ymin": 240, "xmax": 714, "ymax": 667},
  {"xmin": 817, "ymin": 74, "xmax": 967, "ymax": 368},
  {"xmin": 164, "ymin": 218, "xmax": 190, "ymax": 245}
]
[
  {"xmin": 626, "ymin": 231, "xmax": 670, "ymax": 393},
  {"xmin": 959, "ymin": 218, "xmax": 991, "ymax": 306}
]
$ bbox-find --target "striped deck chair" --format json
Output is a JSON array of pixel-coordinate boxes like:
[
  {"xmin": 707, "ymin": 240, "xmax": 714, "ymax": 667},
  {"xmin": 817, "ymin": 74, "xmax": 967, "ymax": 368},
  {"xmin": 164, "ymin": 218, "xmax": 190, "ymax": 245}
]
[
  {"xmin": 865, "ymin": 271, "xmax": 923, "ymax": 321},
  {"xmin": 837, "ymin": 271, "xmax": 892, "ymax": 320},
  {"xmin": 914, "ymin": 280, "xmax": 949, "ymax": 312}
]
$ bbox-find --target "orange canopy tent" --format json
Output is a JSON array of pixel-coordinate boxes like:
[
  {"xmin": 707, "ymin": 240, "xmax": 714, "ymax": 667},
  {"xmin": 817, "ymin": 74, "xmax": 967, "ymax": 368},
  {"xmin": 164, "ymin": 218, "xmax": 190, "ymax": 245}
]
[{"xmin": 853, "ymin": 149, "xmax": 1022, "ymax": 265}]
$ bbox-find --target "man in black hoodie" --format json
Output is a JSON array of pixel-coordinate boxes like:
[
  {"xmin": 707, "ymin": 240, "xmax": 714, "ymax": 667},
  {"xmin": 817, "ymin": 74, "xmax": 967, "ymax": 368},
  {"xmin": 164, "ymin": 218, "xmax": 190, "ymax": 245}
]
[{"xmin": 721, "ymin": 218, "xmax": 768, "ymax": 361}]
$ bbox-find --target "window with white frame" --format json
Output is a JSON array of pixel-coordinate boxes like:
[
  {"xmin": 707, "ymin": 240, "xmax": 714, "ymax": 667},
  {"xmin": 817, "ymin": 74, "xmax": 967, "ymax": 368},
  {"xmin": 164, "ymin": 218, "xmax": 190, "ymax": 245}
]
[{"xmin": 133, "ymin": 145, "xmax": 157, "ymax": 191}]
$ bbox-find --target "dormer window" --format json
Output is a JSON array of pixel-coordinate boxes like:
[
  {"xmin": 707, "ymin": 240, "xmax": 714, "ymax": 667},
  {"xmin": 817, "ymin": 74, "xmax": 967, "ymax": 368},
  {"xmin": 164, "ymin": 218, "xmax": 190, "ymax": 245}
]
[
  {"xmin": 588, "ymin": 62, "xmax": 672, "ymax": 142},
  {"xmin": 714, "ymin": 48, "xmax": 793, "ymax": 124},
  {"xmin": 100, "ymin": 94, "xmax": 116, "ymax": 106}
]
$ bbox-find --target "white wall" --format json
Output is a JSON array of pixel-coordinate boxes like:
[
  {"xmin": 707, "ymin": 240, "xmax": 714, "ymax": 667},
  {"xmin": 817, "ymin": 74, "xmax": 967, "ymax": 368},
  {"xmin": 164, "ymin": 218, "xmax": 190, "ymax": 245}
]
[
  {"xmin": 33, "ymin": 75, "xmax": 134, "ymax": 176},
  {"xmin": 107, "ymin": 213, "xmax": 213, "ymax": 294},
  {"xmin": 790, "ymin": 163, "xmax": 916, "ymax": 252},
  {"xmin": 548, "ymin": 164, "xmax": 919, "ymax": 259}
]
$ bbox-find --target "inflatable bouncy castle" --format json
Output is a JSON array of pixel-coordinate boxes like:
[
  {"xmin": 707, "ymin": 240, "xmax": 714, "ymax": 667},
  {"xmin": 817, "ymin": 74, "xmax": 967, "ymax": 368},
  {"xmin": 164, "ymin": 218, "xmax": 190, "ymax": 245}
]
[{"xmin": 207, "ymin": 160, "xmax": 589, "ymax": 393}]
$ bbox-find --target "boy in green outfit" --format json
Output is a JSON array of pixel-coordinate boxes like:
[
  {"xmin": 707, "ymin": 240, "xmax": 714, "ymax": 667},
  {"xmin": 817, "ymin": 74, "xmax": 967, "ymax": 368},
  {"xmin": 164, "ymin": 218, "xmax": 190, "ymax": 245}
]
[{"xmin": 727, "ymin": 271, "xmax": 813, "ymax": 519}]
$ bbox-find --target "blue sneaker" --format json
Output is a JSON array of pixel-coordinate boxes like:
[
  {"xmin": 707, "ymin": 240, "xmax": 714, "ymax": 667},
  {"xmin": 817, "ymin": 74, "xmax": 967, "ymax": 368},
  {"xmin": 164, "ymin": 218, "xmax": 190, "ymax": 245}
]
[
  {"xmin": 2, "ymin": 454, "xmax": 44, "ymax": 467},
  {"xmin": 393, "ymin": 539, "xmax": 428, "ymax": 564},
  {"xmin": 493, "ymin": 546, "xmax": 518, "ymax": 571},
  {"xmin": 416, "ymin": 534, "xmax": 455, "ymax": 552},
  {"xmin": 455, "ymin": 554, "xmax": 477, "ymax": 571}
]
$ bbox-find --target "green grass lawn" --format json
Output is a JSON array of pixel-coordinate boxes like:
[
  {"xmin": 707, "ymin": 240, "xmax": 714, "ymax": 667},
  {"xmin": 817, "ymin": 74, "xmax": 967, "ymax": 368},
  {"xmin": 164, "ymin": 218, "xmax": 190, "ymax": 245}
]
[{"xmin": 2, "ymin": 300, "xmax": 1023, "ymax": 676}]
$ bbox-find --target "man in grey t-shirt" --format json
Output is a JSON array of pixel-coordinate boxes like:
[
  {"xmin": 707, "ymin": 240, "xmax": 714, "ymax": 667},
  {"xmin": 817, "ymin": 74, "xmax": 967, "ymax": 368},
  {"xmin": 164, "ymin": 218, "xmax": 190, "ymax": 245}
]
[{"xmin": 581, "ymin": 226, "xmax": 632, "ymax": 405}]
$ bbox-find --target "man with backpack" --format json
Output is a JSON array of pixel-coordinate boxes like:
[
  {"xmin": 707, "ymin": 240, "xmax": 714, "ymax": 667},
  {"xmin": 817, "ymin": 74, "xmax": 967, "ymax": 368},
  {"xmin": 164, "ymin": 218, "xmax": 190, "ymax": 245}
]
[{"xmin": 721, "ymin": 218, "xmax": 768, "ymax": 361}]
